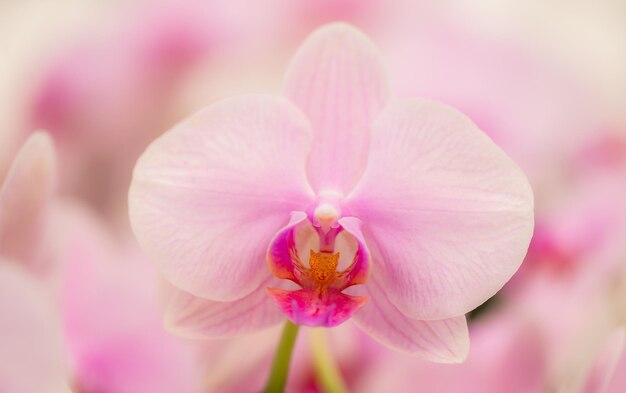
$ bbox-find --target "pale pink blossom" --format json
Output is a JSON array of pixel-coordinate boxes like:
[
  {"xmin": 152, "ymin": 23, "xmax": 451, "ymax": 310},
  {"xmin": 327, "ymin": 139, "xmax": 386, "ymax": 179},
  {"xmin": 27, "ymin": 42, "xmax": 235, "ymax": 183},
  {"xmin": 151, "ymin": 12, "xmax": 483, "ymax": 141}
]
[
  {"xmin": 500, "ymin": 182, "xmax": 626, "ymax": 393},
  {"xmin": 524, "ymin": 171, "xmax": 626, "ymax": 279},
  {"xmin": 1, "ymin": 131, "xmax": 204, "ymax": 392},
  {"xmin": 383, "ymin": 12, "xmax": 601, "ymax": 189},
  {"xmin": 27, "ymin": 1, "xmax": 216, "ymax": 217},
  {"xmin": 507, "ymin": 129, "xmax": 626, "ymax": 292},
  {"xmin": 356, "ymin": 311, "xmax": 546, "ymax": 393},
  {"xmin": 55, "ymin": 204, "xmax": 204, "ymax": 393},
  {"xmin": 192, "ymin": 326, "xmax": 282, "ymax": 392},
  {"xmin": 129, "ymin": 23, "xmax": 534, "ymax": 361},
  {"xmin": 507, "ymin": 253, "xmax": 623, "ymax": 393}
]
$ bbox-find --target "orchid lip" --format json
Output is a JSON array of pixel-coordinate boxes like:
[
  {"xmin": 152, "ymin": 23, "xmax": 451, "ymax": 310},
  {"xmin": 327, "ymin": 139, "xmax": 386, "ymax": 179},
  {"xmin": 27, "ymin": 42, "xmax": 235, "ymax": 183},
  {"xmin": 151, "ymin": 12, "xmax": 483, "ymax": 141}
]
[{"xmin": 266, "ymin": 212, "xmax": 370, "ymax": 327}]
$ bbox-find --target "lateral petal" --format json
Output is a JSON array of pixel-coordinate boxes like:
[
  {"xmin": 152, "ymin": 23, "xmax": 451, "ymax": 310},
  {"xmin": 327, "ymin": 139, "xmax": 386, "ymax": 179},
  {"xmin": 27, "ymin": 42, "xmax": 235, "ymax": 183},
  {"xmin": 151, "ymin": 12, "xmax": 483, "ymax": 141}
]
[{"xmin": 129, "ymin": 95, "xmax": 315, "ymax": 301}]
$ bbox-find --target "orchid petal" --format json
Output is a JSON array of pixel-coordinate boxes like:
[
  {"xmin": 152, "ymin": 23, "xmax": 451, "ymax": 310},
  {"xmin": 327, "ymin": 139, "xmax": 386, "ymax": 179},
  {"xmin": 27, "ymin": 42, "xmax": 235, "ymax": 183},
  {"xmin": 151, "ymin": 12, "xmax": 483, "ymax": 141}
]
[
  {"xmin": 284, "ymin": 23, "xmax": 390, "ymax": 195},
  {"xmin": 129, "ymin": 95, "xmax": 315, "ymax": 301},
  {"xmin": 0, "ymin": 262, "xmax": 66, "ymax": 393},
  {"xmin": 352, "ymin": 276, "xmax": 469, "ymax": 363},
  {"xmin": 0, "ymin": 132, "xmax": 56, "ymax": 266},
  {"xmin": 582, "ymin": 327, "xmax": 625, "ymax": 393},
  {"xmin": 58, "ymin": 204, "xmax": 203, "ymax": 393},
  {"xmin": 268, "ymin": 287, "xmax": 368, "ymax": 327},
  {"xmin": 164, "ymin": 279, "xmax": 284, "ymax": 339},
  {"xmin": 337, "ymin": 216, "xmax": 370, "ymax": 287},
  {"xmin": 356, "ymin": 311, "xmax": 545, "ymax": 393},
  {"xmin": 266, "ymin": 211, "xmax": 310, "ymax": 283},
  {"xmin": 348, "ymin": 99, "xmax": 534, "ymax": 320}
]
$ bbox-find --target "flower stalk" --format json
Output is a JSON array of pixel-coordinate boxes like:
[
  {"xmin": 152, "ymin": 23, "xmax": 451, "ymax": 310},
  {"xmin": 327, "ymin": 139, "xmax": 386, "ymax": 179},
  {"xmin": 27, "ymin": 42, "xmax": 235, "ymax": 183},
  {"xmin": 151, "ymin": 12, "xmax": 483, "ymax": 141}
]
[
  {"xmin": 311, "ymin": 329, "xmax": 349, "ymax": 393},
  {"xmin": 263, "ymin": 320, "xmax": 300, "ymax": 393}
]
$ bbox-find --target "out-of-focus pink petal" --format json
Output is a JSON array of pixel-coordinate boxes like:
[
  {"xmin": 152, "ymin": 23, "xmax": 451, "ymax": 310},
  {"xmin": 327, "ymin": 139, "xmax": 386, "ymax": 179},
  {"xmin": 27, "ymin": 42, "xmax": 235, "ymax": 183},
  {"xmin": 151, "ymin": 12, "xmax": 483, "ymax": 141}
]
[
  {"xmin": 387, "ymin": 16, "xmax": 599, "ymax": 185},
  {"xmin": 129, "ymin": 94, "xmax": 315, "ymax": 301},
  {"xmin": 283, "ymin": 23, "xmax": 390, "ymax": 195},
  {"xmin": 529, "ymin": 171, "xmax": 626, "ymax": 276},
  {"xmin": 606, "ymin": 328, "xmax": 626, "ymax": 393},
  {"xmin": 197, "ymin": 327, "xmax": 282, "ymax": 393},
  {"xmin": 268, "ymin": 287, "xmax": 367, "ymax": 327},
  {"xmin": 285, "ymin": 0, "xmax": 382, "ymax": 33},
  {"xmin": 0, "ymin": 262, "xmax": 66, "ymax": 393},
  {"xmin": 164, "ymin": 278, "xmax": 284, "ymax": 339},
  {"xmin": 0, "ymin": 132, "xmax": 56, "ymax": 267},
  {"xmin": 348, "ymin": 99, "xmax": 534, "ymax": 320},
  {"xmin": 356, "ymin": 309, "xmax": 546, "ymax": 392},
  {"xmin": 352, "ymin": 276, "xmax": 468, "ymax": 362},
  {"xmin": 58, "ymin": 203, "xmax": 202, "ymax": 393},
  {"xmin": 582, "ymin": 327, "xmax": 625, "ymax": 393}
]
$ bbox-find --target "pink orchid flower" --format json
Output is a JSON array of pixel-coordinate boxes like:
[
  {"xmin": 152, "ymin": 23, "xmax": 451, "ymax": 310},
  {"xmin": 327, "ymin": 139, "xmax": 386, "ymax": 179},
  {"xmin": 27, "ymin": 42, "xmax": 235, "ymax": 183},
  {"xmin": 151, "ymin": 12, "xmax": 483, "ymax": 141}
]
[
  {"xmin": 357, "ymin": 311, "xmax": 546, "ymax": 393},
  {"xmin": 525, "ymin": 171, "xmax": 626, "ymax": 278},
  {"xmin": 129, "ymin": 23, "xmax": 534, "ymax": 360},
  {"xmin": 384, "ymin": 12, "xmax": 600, "ymax": 190},
  {"xmin": 56, "ymin": 204, "xmax": 204, "ymax": 393},
  {"xmin": 27, "ymin": 1, "xmax": 215, "ymax": 217},
  {"xmin": 2, "ymin": 132, "xmax": 204, "ymax": 392}
]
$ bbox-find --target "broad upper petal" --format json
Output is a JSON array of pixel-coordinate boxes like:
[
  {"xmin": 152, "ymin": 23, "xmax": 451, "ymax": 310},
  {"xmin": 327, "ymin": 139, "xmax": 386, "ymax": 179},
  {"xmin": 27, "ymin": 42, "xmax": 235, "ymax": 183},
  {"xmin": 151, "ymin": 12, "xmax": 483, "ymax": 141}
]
[
  {"xmin": 129, "ymin": 94, "xmax": 315, "ymax": 301},
  {"xmin": 352, "ymin": 275, "xmax": 469, "ymax": 363},
  {"xmin": 283, "ymin": 23, "xmax": 390, "ymax": 195},
  {"xmin": 348, "ymin": 99, "xmax": 534, "ymax": 319}
]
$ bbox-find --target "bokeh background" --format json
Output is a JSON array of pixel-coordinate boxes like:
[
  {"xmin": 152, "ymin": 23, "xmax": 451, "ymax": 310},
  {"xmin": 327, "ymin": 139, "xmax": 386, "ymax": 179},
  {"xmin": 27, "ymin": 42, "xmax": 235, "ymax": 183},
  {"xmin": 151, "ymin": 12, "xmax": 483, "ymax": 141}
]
[{"xmin": 1, "ymin": 1, "xmax": 625, "ymax": 392}]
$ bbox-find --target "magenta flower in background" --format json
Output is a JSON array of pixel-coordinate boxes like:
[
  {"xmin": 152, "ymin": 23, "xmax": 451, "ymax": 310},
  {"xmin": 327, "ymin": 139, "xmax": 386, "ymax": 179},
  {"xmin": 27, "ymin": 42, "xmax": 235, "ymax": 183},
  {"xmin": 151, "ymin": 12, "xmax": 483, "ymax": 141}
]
[{"xmin": 129, "ymin": 23, "xmax": 534, "ymax": 361}]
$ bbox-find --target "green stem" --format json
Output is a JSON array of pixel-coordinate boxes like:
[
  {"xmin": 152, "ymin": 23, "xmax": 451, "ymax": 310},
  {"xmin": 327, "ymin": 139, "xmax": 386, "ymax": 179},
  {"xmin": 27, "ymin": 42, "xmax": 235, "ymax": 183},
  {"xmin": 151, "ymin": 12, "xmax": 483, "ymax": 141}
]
[
  {"xmin": 310, "ymin": 329, "xmax": 349, "ymax": 393},
  {"xmin": 263, "ymin": 320, "xmax": 301, "ymax": 393}
]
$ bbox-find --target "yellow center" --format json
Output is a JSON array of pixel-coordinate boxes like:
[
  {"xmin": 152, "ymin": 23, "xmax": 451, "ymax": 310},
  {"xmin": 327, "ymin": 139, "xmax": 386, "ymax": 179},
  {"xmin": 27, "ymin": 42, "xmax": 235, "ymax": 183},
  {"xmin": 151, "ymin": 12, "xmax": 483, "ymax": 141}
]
[{"xmin": 309, "ymin": 250, "xmax": 339, "ymax": 285}]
